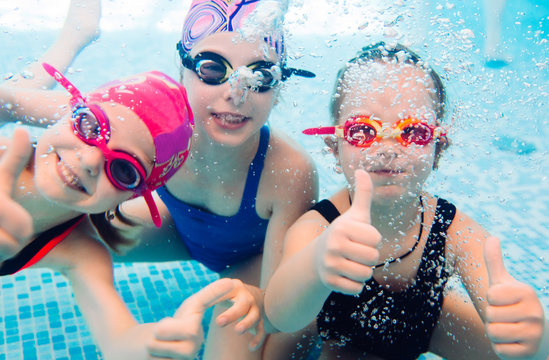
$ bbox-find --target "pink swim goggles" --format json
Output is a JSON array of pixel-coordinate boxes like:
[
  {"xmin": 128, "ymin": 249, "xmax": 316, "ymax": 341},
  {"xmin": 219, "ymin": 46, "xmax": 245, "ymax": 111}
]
[
  {"xmin": 43, "ymin": 63, "xmax": 148, "ymax": 192},
  {"xmin": 42, "ymin": 63, "xmax": 195, "ymax": 227}
]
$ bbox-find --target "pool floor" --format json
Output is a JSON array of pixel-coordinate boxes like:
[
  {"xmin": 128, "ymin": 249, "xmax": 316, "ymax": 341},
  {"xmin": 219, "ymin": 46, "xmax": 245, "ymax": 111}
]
[{"xmin": 0, "ymin": 262, "xmax": 218, "ymax": 360}]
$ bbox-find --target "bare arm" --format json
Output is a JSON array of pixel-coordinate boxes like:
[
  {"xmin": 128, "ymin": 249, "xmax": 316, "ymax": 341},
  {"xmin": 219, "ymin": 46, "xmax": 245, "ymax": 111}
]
[
  {"xmin": 264, "ymin": 214, "xmax": 334, "ymax": 332},
  {"xmin": 449, "ymin": 211, "xmax": 548, "ymax": 359},
  {"xmin": 0, "ymin": 87, "xmax": 70, "ymax": 127},
  {"xmin": 448, "ymin": 210, "xmax": 493, "ymax": 319},
  {"xmin": 264, "ymin": 170, "xmax": 380, "ymax": 333},
  {"xmin": 108, "ymin": 193, "xmax": 193, "ymax": 263},
  {"xmin": 1, "ymin": 0, "xmax": 100, "ymax": 127},
  {"xmin": 38, "ymin": 223, "xmax": 154, "ymax": 359},
  {"xmin": 257, "ymin": 135, "xmax": 318, "ymax": 333}
]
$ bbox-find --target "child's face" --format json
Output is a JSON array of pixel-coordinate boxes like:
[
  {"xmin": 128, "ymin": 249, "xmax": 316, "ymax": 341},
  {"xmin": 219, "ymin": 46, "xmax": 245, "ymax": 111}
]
[
  {"xmin": 332, "ymin": 62, "xmax": 438, "ymax": 201},
  {"xmin": 182, "ymin": 31, "xmax": 278, "ymax": 147},
  {"xmin": 34, "ymin": 103, "xmax": 155, "ymax": 213}
]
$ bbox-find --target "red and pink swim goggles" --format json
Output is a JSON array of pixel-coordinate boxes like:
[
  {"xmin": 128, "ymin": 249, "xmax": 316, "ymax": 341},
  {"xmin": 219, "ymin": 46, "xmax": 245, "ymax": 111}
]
[
  {"xmin": 303, "ymin": 116, "xmax": 446, "ymax": 148},
  {"xmin": 43, "ymin": 63, "xmax": 194, "ymax": 227}
]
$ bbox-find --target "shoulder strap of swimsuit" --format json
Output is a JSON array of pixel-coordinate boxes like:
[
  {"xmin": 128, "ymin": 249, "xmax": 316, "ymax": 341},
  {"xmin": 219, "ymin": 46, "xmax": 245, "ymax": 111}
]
[
  {"xmin": 417, "ymin": 197, "xmax": 456, "ymax": 280},
  {"xmin": 430, "ymin": 198, "xmax": 456, "ymax": 235},
  {"xmin": 241, "ymin": 126, "xmax": 270, "ymax": 207},
  {"xmin": 311, "ymin": 199, "xmax": 341, "ymax": 223},
  {"xmin": 0, "ymin": 215, "xmax": 85, "ymax": 276}
]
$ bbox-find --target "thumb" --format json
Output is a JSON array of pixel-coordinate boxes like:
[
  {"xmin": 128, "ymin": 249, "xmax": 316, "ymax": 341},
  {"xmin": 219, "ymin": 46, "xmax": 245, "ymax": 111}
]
[
  {"xmin": 0, "ymin": 128, "xmax": 32, "ymax": 195},
  {"xmin": 174, "ymin": 278, "xmax": 235, "ymax": 318},
  {"xmin": 484, "ymin": 236, "xmax": 514, "ymax": 286},
  {"xmin": 346, "ymin": 169, "xmax": 373, "ymax": 224}
]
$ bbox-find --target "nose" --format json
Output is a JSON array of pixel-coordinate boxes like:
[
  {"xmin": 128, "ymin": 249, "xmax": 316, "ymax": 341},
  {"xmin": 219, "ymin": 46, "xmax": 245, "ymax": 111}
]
[
  {"xmin": 225, "ymin": 66, "xmax": 254, "ymax": 106},
  {"xmin": 79, "ymin": 145, "xmax": 105, "ymax": 177},
  {"xmin": 370, "ymin": 139, "xmax": 400, "ymax": 161}
]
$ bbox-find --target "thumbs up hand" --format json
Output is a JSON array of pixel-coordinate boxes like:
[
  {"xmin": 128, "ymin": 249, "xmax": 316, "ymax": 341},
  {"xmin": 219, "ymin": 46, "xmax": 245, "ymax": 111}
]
[
  {"xmin": 484, "ymin": 236, "xmax": 547, "ymax": 359},
  {"xmin": 315, "ymin": 169, "xmax": 381, "ymax": 295},
  {"xmin": 147, "ymin": 278, "xmax": 264, "ymax": 359},
  {"xmin": 0, "ymin": 128, "xmax": 33, "ymax": 259}
]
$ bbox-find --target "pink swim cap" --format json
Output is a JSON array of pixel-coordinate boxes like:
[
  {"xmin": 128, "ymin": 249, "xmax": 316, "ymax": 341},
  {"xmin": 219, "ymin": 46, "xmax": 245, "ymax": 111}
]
[
  {"xmin": 87, "ymin": 72, "xmax": 194, "ymax": 191},
  {"xmin": 43, "ymin": 63, "xmax": 194, "ymax": 227},
  {"xmin": 180, "ymin": 0, "xmax": 286, "ymax": 59}
]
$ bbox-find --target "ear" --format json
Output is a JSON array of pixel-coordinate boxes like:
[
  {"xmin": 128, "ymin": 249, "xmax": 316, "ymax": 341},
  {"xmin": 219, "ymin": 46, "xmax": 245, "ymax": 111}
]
[
  {"xmin": 433, "ymin": 135, "xmax": 450, "ymax": 170},
  {"xmin": 324, "ymin": 136, "xmax": 339, "ymax": 157}
]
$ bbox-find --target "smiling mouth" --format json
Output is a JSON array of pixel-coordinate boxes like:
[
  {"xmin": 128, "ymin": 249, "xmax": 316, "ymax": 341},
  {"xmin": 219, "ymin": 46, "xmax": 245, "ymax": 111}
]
[
  {"xmin": 369, "ymin": 169, "xmax": 403, "ymax": 175},
  {"xmin": 56, "ymin": 156, "xmax": 87, "ymax": 193},
  {"xmin": 212, "ymin": 112, "xmax": 250, "ymax": 126}
]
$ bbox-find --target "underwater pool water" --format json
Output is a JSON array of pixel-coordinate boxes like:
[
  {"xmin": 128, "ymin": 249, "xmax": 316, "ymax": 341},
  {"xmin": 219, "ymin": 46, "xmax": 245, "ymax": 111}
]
[{"xmin": 1, "ymin": 0, "xmax": 547, "ymax": 359}]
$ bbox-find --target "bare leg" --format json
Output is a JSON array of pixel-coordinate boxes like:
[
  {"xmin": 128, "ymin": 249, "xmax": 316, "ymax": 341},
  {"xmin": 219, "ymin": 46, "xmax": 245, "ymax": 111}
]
[
  {"xmin": 483, "ymin": 0, "xmax": 511, "ymax": 67},
  {"xmin": 8, "ymin": 0, "xmax": 101, "ymax": 89},
  {"xmin": 0, "ymin": 0, "xmax": 100, "ymax": 127},
  {"xmin": 203, "ymin": 255, "xmax": 263, "ymax": 360},
  {"xmin": 262, "ymin": 322, "xmax": 319, "ymax": 360}
]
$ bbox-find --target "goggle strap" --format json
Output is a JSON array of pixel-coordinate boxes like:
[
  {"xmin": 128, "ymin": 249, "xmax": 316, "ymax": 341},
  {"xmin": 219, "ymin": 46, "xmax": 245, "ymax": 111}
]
[
  {"xmin": 302, "ymin": 126, "xmax": 336, "ymax": 135},
  {"xmin": 143, "ymin": 191, "xmax": 161, "ymax": 228},
  {"xmin": 281, "ymin": 67, "xmax": 316, "ymax": 81},
  {"xmin": 42, "ymin": 63, "xmax": 84, "ymax": 102},
  {"xmin": 433, "ymin": 127, "xmax": 446, "ymax": 138}
]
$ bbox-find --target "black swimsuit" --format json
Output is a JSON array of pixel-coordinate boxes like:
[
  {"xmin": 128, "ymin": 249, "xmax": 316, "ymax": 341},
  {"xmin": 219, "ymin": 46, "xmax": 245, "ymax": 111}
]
[
  {"xmin": 314, "ymin": 198, "xmax": 456, "ymax": 360},
  {"xmin": 0, "ymin": 215, "xmax": 85, "ymax": 276}
]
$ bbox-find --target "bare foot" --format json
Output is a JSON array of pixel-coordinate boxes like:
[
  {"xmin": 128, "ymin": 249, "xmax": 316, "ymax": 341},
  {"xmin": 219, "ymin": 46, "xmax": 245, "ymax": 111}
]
[
  {"xmin": 59, "ymin": 0, "xmax": 102, "ymax": 54},
  {"xmin": 7, "ymin": 0, "xmax": 101, "ymax": 89},
  {"xmin": 484, "ymin": 43, "xmax": 512, "ymax": 68}
]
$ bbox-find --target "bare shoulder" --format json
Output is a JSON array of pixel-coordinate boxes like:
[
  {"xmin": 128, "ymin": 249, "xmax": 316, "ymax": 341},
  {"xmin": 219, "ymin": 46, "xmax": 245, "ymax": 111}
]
[
  {"xmin": 445, "ymin": 205, "xmax": 491, "ymax": 267},
  {"xmin": 40, "ymin": 218, "xmax": 112, "ymax": 275},
  {"xmin": 281, "ymin": 190, "xmax": 347, "ymax": 258},
  {"xmin": 264, "ymin": 128, "xmax": 318, "ymax": 191},
  {"xmin": 0, "ymin": 135, "xmax": 11, "ymax": 156},
  {"xmin": 447, "ymin": 207, "xmax": 490, "ymax": 243},
  {"xmin": 282, "ymin": 205, "xmax": 329, "ymax": 257}
]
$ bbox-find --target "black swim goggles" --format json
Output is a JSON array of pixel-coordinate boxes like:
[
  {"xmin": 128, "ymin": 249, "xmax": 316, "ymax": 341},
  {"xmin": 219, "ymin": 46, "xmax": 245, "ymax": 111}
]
[{"xmin": 177, "ymin": 41, "xmax": 315, "ymax": 92}]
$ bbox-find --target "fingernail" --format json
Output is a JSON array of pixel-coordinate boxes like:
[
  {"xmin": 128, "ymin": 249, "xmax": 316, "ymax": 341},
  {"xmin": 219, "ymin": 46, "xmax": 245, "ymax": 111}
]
[
  {"xmin": 217, "ymin": 317, "xmax": 227, "ymax": 327},
  {"xmin": 235, "ymin": 325, "xmax": 245, "ymax": 334}
]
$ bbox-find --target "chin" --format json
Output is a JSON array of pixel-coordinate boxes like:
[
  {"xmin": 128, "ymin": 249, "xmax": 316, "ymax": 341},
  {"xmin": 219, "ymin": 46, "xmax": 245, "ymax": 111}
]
[
  {"xmin": 372, "ymin": 185, "xmax": 409, "ymax": 201},
  {"xmin": 212, "ymin": 128, "xmax": 254, "ymax": 148}
]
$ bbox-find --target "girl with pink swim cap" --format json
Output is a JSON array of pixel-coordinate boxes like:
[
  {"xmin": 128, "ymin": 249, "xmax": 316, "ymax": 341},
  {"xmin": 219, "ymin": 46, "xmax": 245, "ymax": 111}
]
[
  {"xmin": 0, "ymin": 2, "xmax": 267, "ymax": 358},
  {"xmin": 0, "ymin": 63, "xmax": 263, "ymax": 359}
]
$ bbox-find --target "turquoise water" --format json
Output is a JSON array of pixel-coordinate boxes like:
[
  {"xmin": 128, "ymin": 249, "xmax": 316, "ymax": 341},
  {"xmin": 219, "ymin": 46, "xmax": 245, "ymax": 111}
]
[{"xmin": 1, "ymin": 0, "xmax": 547, "ymax": 359}]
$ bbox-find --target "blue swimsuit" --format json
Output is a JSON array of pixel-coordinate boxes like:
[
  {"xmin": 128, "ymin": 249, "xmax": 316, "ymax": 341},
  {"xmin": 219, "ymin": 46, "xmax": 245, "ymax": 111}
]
[{"xmin": 157, "ymin": 126, "xmax": 270, "ymax": 273}]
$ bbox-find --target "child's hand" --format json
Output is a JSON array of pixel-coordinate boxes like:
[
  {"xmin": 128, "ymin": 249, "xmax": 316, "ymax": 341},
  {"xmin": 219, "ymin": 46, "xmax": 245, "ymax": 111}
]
[
  {"xmin": 213, "ymin": 279, "xmax": 265, "ymax": 352},
  {"xmin": 315, "ymin": 169, "xmax": 381, "ymax": 295},
  {"xmin": 146, "ymin": 278, "xmax": 264, "ymax": 359},
  {"xmin": 484, "ymin": 236, "xmax": 546, "ymax": 359},
  {"xmin": 0, "ymin": 128, "xmax": 33, "ymax": 258}
]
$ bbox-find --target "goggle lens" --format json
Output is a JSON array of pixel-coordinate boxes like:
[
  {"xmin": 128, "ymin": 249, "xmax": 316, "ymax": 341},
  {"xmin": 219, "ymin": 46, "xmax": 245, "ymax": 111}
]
[
  {"xmin": 253, "ymin": 68, "xmax": 277, "ymax": 92},
  {"xmin": 399, "ymin": 122, "xmax": 433, "ymax": 146},
  {"xmin": 196, "ymin": 59, "xmax": 227, "ymax": 84},
  {"xmin": 73, "ymin": 108, "xmax": 102, "ymax": 140},
  {"xmin": 110, "ymin": 158, "xmax": 142, "ymax": 190},
  {"xmin": 346, "ymin": 123, "xmax": 377, "ymax": 146}
]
